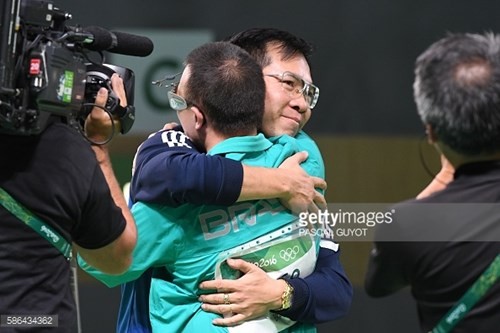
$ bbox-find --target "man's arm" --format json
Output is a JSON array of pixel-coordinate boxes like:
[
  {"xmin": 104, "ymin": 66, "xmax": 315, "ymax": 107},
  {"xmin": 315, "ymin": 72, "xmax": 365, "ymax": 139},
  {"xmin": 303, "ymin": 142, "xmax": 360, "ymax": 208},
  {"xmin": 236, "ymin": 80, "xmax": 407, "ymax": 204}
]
[
  {"xmin": 75, "ymin": 77, "xmax": 136, "ymax": 275},
  {"xmin": 239, "ymin": 151, "xmax": 326, "ymax": 213},
  {"xmin": 132, "ymin": 135, "xmax": 243, "ymax": 206},
  {"xmin": 132, "ymin": 130, "xmax": 325, "ymax": 211},
  {"xmin": 75, "ymin": 144, "xmax": 136, "ymax": 275}
]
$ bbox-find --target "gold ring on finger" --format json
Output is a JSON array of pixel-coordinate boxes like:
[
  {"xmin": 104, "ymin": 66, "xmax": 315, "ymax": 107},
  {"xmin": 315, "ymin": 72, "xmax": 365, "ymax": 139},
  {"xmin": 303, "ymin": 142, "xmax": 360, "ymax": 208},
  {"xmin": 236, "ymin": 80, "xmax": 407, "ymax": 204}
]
[{"xmin": 223, "ymin": 293, "xmax": 230, "ymax": 305}]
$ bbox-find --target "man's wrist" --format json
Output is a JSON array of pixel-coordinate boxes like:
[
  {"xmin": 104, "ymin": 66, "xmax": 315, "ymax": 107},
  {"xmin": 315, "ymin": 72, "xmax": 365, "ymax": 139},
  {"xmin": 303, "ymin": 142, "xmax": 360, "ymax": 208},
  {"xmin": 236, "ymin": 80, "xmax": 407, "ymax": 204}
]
[{"xmin": 274, "ymin": 278, "xmax": 294, "ymax": 311}]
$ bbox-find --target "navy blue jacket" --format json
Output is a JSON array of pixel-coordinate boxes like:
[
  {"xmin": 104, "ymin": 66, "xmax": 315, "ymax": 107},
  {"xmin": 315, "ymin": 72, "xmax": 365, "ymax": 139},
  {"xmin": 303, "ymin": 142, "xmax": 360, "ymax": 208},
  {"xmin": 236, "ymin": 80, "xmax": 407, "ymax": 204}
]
[{"xmin": 118, "ymin": 129, "xmax": 352, "ymax": 332}]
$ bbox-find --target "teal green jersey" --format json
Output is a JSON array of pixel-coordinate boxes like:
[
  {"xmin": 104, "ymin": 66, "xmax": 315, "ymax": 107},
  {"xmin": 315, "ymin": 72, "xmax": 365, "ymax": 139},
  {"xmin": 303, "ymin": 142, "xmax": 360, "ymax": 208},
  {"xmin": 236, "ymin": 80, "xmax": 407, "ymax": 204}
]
[
  {"xmin": 270, "ymin": 131, "xmax": 325, "ymax": 193},
  {"xmin": 80, "ymin": 134, "xmax": 317, "ymax": 333},
  {"xmin": 294, "ymin": 131, "xmax": 325, "ymax": 180}
]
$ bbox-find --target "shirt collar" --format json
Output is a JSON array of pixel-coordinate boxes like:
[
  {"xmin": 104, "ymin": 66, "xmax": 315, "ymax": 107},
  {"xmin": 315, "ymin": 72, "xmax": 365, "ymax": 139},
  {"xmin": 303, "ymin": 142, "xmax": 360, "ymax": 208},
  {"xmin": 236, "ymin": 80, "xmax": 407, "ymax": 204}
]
[{"xmin": 208, "ymin": 133, "xmax": 272, "ymax": 156}]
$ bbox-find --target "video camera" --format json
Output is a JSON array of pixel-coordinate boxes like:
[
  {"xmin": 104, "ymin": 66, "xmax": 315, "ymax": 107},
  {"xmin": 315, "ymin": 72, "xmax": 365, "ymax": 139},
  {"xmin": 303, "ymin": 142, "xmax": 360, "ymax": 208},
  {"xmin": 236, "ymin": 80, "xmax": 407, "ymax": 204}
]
[{"xmin": 0, "ymin": 0, "xmax": 154, "ymax": 137}]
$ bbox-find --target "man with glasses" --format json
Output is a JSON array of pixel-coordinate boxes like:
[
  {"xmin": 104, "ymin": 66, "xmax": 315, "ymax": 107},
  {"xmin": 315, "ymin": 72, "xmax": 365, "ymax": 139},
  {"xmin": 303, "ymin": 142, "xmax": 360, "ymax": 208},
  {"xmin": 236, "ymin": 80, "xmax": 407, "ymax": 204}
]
[
  {"xmin": 195, "ymin": 28, "xmax": 351, "ymax": 327},
  {"xmin": 81, "ymin": 41, "xmax": 324, "ymax": 332},
  {"xmin": 108, "ymin": 28, "xmax": 351, "ymax": 333}
]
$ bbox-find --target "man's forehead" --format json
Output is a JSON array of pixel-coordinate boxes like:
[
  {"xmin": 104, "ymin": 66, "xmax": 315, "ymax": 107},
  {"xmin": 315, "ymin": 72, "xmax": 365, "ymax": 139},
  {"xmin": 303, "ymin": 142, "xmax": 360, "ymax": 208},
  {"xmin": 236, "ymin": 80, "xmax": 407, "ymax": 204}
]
[
  {"xmin": 264, "ymin": 48, "xmax": 312, "ymax": 82},
  {"xmin": 264, "ymin": 62, "xmax": 313, "ymax": 83}
]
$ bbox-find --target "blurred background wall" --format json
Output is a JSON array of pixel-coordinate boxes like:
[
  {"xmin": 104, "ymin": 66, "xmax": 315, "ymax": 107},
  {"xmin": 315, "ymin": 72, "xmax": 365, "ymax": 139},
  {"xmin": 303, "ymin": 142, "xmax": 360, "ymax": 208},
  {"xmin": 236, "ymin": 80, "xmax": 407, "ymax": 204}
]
[{"xmin": 60, "ymin": 1, "xmax": 500, "ymax": 331}]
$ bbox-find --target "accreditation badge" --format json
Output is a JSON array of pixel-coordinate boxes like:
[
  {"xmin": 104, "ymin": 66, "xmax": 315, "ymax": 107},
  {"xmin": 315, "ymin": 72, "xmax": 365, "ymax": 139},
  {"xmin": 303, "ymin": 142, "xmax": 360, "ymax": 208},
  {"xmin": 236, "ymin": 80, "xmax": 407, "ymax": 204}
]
[{"xmin": 214, "ymin": 222, "xmax": 319, "ymax": 333}]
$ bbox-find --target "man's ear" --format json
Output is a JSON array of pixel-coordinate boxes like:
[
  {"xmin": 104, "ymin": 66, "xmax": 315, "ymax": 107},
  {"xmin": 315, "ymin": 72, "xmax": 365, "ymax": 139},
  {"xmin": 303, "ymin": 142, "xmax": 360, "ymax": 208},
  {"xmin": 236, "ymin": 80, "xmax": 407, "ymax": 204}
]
[
  {"xmin": 425, "ymin": 124, "xmax": 438, "ymax": 144},
  {"xmin": 191, "ymin": 106, "xmax": 205, "ymax": 130}
]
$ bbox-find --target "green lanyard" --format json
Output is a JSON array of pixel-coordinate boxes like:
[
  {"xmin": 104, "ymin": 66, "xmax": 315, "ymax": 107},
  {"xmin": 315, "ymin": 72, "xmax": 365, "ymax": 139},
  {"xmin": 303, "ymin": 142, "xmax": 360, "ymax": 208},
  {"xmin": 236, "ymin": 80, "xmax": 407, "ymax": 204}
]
[
  {"xmin": 430, "ymin": 254, "xmax": 500, "ymax": 333},
  {"xmin": 0, "ymin": 187, "xmax": 72, "ymax": 260}
]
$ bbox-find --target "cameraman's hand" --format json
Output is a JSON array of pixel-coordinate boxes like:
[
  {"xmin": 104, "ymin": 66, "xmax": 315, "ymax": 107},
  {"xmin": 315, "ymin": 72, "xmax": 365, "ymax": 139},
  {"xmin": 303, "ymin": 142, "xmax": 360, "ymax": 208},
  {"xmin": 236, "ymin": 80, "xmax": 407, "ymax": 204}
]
[
  {"xmin": 85, "ymin": 74, "xmax": 127, "ymax": 143},
  {"xmin": 110, "ymin": 73, "xmax": 128, "ymax": 108}
]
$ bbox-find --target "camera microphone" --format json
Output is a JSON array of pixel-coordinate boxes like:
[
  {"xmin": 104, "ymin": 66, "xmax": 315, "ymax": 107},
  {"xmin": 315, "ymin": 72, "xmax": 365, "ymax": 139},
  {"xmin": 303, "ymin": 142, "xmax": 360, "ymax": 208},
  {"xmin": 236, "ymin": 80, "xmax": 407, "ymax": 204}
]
[{"xmin": 82, "ymin": 26, "xmax": 154, "ymax": 57}]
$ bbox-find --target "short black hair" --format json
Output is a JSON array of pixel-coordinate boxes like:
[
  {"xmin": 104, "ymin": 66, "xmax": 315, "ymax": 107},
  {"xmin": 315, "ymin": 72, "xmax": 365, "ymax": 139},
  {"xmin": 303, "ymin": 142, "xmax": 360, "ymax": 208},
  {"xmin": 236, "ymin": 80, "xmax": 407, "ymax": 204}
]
[
  {"xmin": 225, "ymin": 27, "xmax": 314, "ymax": 69},
  {"xmin": 185, "ymin": 41, "xmax": 265, "ymax": 136}
]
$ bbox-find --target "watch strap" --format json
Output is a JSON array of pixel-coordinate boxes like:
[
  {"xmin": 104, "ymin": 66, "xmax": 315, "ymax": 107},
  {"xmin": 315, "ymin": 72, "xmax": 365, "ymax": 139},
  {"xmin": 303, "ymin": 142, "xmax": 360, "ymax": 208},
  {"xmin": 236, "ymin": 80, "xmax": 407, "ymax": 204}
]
[{"xmin": 275, "ymin": 279, "xmax": 294, "ymax": 311}]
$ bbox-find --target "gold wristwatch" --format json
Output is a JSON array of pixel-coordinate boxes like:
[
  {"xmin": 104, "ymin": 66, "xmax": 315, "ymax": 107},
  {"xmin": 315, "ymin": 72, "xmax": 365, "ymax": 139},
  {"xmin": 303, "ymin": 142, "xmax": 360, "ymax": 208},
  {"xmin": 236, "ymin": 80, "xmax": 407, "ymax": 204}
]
[{"xmin": 276, "ymin": 279, "xmax": 294, "ymax": 311}]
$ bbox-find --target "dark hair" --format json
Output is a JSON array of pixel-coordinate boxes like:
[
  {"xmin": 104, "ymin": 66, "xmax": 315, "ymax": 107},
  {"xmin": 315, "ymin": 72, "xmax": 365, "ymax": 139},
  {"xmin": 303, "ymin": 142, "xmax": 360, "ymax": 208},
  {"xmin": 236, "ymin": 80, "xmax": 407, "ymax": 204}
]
[
  {"xmin": 184, "ymin": 41, "xmax": 265, "ymax": 136},
  {"xmin": 225, "ymin": 28, "xmax": 314, "ymax": 69},
  {"xmin": 414, "ymin": 32, "xmax": 500, "ymax": 155}
]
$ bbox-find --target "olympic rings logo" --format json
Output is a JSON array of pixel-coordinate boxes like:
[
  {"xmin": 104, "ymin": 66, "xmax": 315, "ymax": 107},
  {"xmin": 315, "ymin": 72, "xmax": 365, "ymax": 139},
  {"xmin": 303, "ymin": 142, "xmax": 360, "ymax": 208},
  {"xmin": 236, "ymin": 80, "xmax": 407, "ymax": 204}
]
[{"xmin": 279, "ymin": 246, "xmax": 300, "ymax": 262}]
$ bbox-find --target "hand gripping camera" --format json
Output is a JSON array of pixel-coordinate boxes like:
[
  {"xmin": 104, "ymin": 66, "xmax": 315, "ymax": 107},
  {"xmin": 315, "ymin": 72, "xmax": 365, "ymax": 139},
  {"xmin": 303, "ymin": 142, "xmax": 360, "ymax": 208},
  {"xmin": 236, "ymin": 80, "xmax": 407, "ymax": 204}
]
[{"xmin": 0, "ymin": 0, "xmax": 153, "ymax": 137}]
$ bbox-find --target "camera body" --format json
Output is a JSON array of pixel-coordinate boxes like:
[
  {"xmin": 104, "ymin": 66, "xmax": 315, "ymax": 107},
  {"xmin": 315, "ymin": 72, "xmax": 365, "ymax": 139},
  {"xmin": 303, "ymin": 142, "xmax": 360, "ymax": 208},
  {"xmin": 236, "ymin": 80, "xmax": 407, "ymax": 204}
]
[{"xmin": 0, "ymin": 0, "xmax": 135, "ymax": 136}]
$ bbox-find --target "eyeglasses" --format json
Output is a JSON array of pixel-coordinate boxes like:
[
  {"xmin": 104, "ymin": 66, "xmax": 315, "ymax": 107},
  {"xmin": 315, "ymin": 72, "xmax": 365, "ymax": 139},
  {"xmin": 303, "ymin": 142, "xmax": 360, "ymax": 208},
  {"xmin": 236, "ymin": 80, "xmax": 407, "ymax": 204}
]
[
  {"xmin": 264, "ymin": 71, "xmax": 320, "ymax": 109},
  {"xmin": 167, "ymin": 90, "xmax": 192, "ymax": 111},
  {"xmin": 152, "ymin": 72, "xmax": 193, "ymax": 111}
]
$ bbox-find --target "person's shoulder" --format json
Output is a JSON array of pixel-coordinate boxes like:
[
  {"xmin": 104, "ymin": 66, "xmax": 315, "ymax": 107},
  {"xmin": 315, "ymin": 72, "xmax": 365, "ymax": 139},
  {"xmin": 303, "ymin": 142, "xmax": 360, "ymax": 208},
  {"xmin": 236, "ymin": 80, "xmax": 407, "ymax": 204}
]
[
  {"xmin": 139, "ymin": 128, "xmax": 195, "ymax": 152},
  {"xmin": 266, "ymin": 134, "xmax": 300, "ymax": 154},
  {"xmin": 295, "ymin": 130, "xmax": 320, "ymax": 149},
  {"xmin": 293, "ymin": 131, "xmax": 323, "ymax": 161},
  {"xmin": 269, "ymin": 133, "xmax": 298, "ymax": 146},
  {"xmin": 144, "ymin": 128, "xmax": 189, "ymax": 144},
  {"xmin": 43, "ymin": 123, "xmax": 94, "ymax": 158},
  {"xmin": 295, "ymin": 130, "xmax": 313, "ymax": 141},
  {"xmin": 295, "ymin": 130, "xmax": 325, "ymax": 177},
  {"xmin": 45, "ymin": 122, "xmax": 85, "ymax": 143}
]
